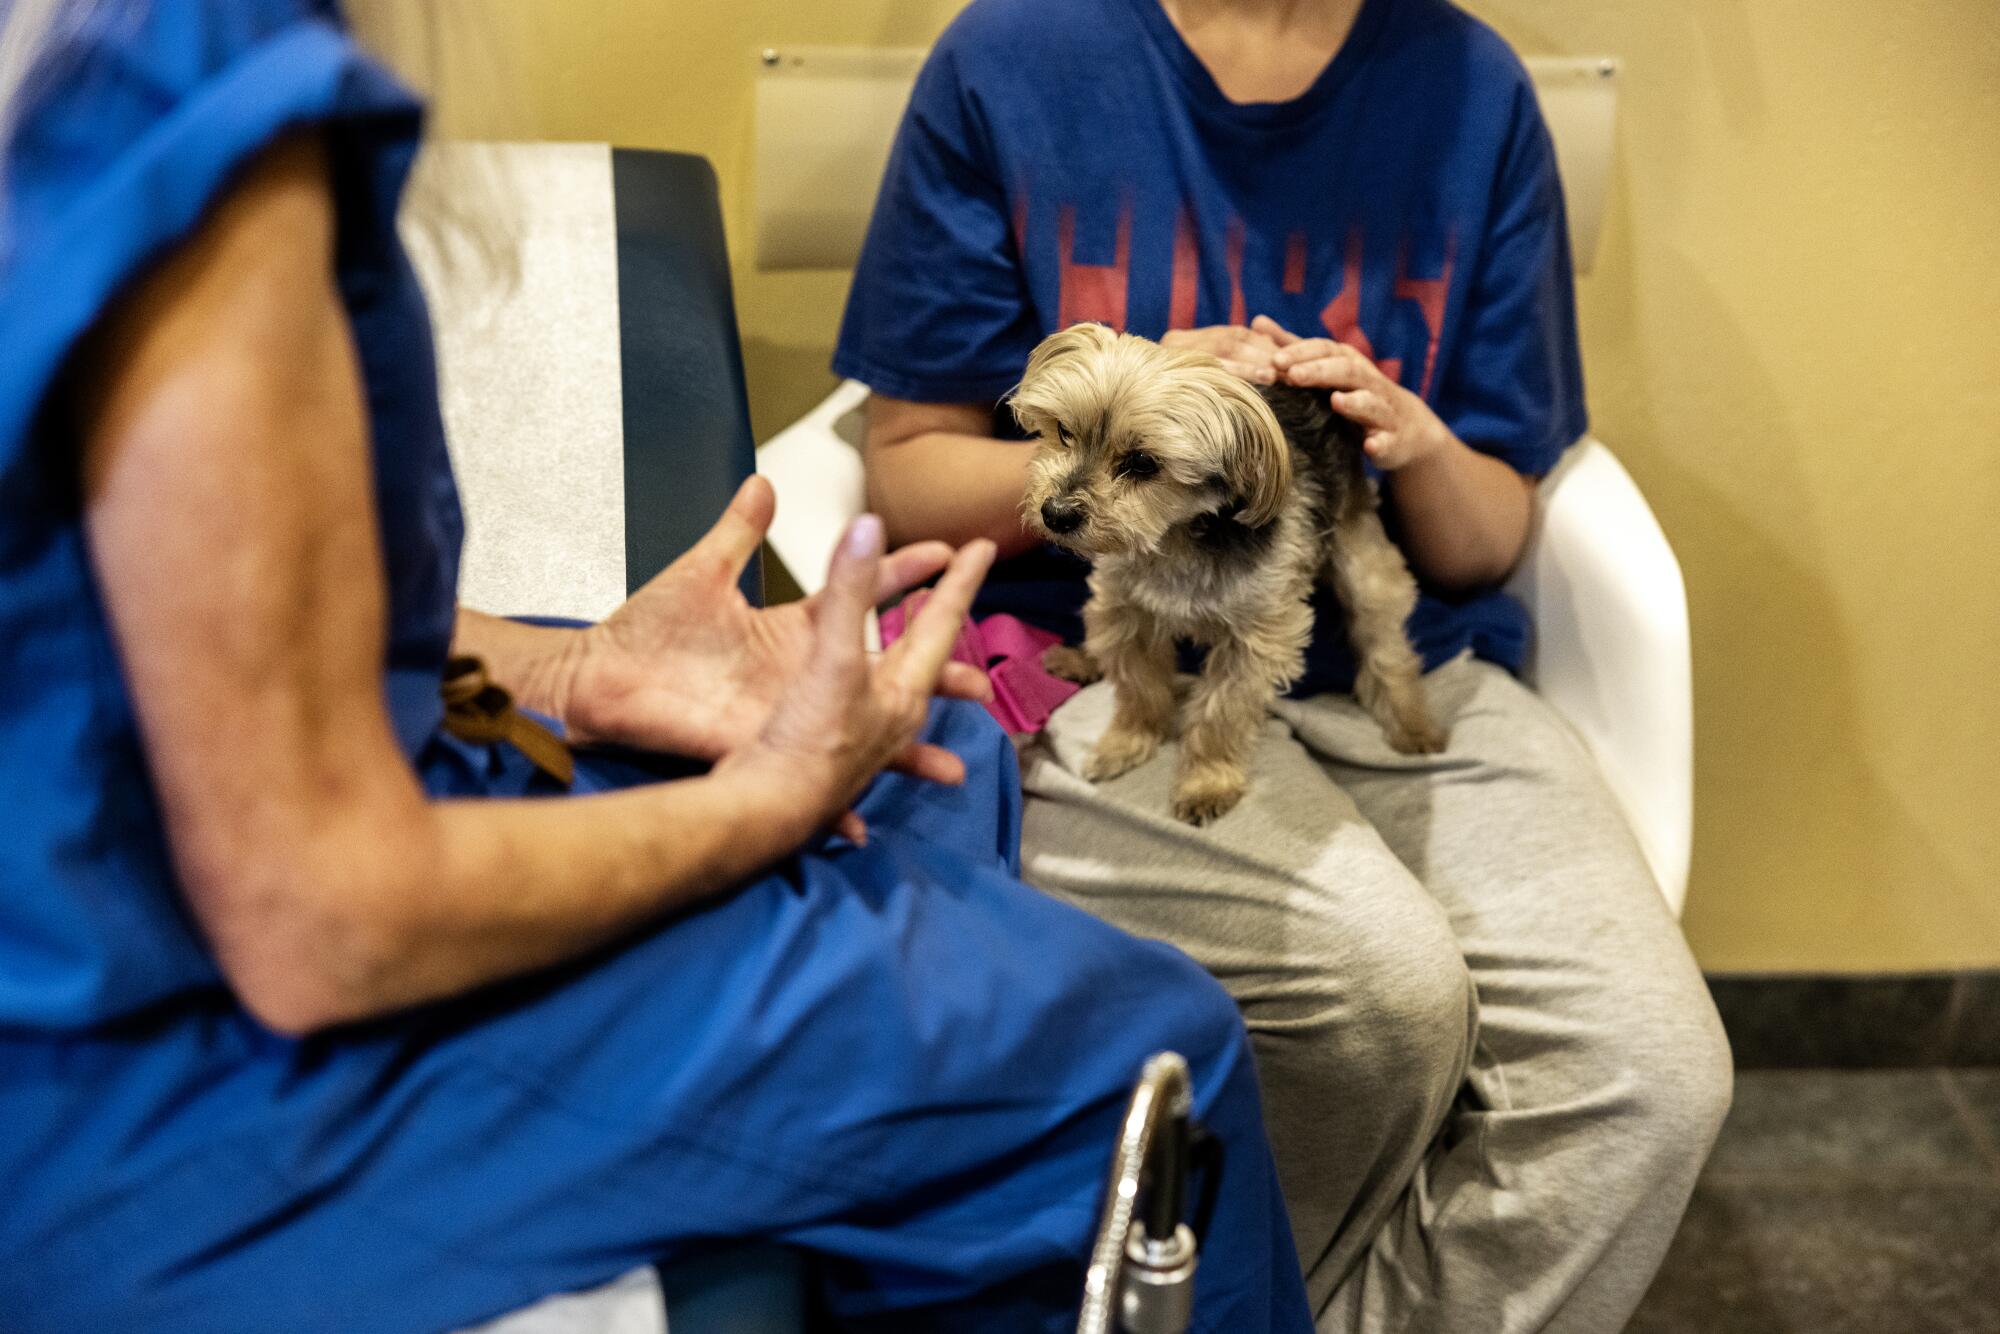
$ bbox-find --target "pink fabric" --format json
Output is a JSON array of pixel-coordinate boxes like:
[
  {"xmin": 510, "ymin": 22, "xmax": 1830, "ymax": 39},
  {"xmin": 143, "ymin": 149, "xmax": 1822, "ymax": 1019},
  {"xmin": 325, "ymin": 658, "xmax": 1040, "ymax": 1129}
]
[{"xmin": 879, "ymin": 592, "xmax": 1081, "ymax": 736}]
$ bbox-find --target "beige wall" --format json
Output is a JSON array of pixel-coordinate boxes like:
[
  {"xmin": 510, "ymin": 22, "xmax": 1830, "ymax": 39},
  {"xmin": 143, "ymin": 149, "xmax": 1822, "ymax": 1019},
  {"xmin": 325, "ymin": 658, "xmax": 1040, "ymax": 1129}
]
[{"xmin": 449, "ymin": 1, "xmax": 2000, "ymax": 973}]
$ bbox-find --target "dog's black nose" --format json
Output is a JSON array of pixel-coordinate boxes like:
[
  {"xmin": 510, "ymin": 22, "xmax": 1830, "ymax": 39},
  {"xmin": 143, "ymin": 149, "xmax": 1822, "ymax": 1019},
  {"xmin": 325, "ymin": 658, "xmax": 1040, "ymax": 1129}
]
[{"xmin": 1040, "ymin": 500, "xmax": 1085, "ymax": 535}]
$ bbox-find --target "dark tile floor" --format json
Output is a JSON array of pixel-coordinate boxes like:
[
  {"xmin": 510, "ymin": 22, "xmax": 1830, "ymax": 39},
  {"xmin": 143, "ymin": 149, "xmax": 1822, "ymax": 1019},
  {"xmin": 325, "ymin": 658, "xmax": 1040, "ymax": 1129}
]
[{"xmin": 1628, "ymin": 1069, "xmax": 2000, "ymax": 1333}]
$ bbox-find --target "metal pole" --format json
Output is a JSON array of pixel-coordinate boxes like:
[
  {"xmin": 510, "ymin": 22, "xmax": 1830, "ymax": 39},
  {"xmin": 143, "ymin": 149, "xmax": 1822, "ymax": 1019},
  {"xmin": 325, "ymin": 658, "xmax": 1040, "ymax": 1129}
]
[{"xmin": 1077, "ymin": 1052, "xmax": 1201, "ymax": 1334}]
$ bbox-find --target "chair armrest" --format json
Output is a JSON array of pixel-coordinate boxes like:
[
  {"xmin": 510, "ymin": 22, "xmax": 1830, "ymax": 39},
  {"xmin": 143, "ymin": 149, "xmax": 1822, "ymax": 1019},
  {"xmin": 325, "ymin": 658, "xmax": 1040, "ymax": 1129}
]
[
  {"xmin": 758, "ymin": 379, "xmax": 872, "ymax": 599},
  {"xmin": 1505, "ymin": 438, "xmax": 1692, "ymax": 915}
]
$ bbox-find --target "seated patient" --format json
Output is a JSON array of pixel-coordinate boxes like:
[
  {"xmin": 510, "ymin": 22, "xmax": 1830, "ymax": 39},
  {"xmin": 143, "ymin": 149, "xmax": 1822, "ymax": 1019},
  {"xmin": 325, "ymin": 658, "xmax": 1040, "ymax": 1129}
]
[
  {"xmin": 0, "ymin": 4, "xmax": 1313, "ymax": 1331},
  {"xmin": 841, "ymin": 0, "xmax": 1734, "ymax": 1329}
]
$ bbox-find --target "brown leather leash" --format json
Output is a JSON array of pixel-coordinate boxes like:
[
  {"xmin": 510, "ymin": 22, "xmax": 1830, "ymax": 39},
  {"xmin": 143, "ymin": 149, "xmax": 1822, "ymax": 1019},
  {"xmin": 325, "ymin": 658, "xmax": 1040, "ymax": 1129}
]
[{"xmin": 439, "ymin": 656, "xmax": 574, "ymax": 787}]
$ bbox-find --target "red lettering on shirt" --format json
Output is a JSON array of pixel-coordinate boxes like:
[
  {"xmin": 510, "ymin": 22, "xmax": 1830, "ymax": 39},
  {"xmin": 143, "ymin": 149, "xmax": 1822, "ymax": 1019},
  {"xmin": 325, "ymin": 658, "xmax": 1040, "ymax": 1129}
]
[
  {"xmin": 1319, "ymin": 227, "xmax": 1403, "ymax": 385},
  {"xmin": 1058, "ymin": 202, "xmax": 1132, "ymax": 329},
  {"xmin": 1225, "ymin": 215, "xmax": 1247, "ymax": 327},
  {"xmin": 1393, "ymin": 231, "xmax": 1455, "ymax": 398},
  {"xmin": 1168, "ymin": 206, "xmax": 1200, "ymax": 330},
  {"xmin": 1038, "ymin": 202, "xmax": 1447, "ymax": 393},
  {"xmin": 1283, "ymin": 231, "xmax": 1308, "ymax": 294}
]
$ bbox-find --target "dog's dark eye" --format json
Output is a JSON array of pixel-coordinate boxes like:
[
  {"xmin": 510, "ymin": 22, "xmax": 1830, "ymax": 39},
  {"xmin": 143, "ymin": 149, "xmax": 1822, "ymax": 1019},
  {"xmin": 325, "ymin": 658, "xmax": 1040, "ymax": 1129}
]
[
  {"xmin": 1118, "ymin": 450, "xmax": 1160, "ymax": 479},
  {"xmin": 1055, "ymin": 423, "xmax": 1076, "ymax": 447}
]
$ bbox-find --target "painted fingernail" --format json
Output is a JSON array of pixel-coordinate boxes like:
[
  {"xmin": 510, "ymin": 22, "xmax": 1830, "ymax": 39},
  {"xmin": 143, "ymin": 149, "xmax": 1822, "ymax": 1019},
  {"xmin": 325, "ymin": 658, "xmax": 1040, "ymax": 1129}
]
[{"xmin": 848, "ymin": 514, "xmax": 883, "ymax": 557}]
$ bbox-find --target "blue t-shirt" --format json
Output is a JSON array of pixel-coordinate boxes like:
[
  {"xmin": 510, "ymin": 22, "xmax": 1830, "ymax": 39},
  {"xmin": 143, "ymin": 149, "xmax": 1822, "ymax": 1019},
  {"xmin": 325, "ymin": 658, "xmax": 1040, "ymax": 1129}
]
[
  {"xmin": 0, "ymin": 1, "xmax": 455, "ymax": 1029},
  {"xmin": 835, "ymin": 0, "xmax": 1587, "ymax": 693}
]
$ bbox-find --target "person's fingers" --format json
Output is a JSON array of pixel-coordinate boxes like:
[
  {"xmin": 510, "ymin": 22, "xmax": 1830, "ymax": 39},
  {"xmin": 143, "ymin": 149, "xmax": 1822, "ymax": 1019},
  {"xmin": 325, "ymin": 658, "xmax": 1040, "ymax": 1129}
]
[
  {"xmin": 1362, "ymin": 434, "xmax": 1407, "ymax": 468},
  {"xmin": 1252, "ymin": 314, "xmax": 1302, "ymax": 346},
  {"xmin": 811, "ymin": 514, "xmax": 885, "ymax": 679},
  {"xmin": 888, "ymin": 539, "xmax": 996, "ymax": 691},
  {"xmin": 1331, "ymin": 388, "xmax": 1394, "ymax": 428},
  {"xmin": 1218, "ymin": 358, "xmax": 1277, "ymax": 384},
  {"xmin": 687, "ymin": 474, "xmax": 776, "ymax": 580},
  {"xmin": 875, "ymin": 541, "xmax": 955, "ymax": 602},
  {"xmin": 888, "ymin": 742, "xmax": 968, "ymax": 786},
  {"xmin": 1278, "ymin": 358, "xmax": 1365, "ymax": 391},
  {"xmin": 937, "ymin": 660, "xmax": 994, "ymax": 702},
  {"xmin": 1272, "ymin": 337, "xmax": 1374, "ymax": 376},
  {"xmin": 835, "ymin": 810, "xmax": 869, "ymax": 846}
]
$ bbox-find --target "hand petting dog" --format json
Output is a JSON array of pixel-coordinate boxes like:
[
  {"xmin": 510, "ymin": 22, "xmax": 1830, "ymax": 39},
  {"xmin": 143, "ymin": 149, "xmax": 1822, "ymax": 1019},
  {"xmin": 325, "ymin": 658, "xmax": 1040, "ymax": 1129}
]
[
  {"xmin": 1251, "ymin": 315, "xmax": 1538, "ymax": 592},
  {"xmin": 1161, "ymin": 324, "xmax": 1284, "ymax": 386},
  {"xmin": 1251, "ymin": 315, "xmax": 1450, "ymax": 471}
]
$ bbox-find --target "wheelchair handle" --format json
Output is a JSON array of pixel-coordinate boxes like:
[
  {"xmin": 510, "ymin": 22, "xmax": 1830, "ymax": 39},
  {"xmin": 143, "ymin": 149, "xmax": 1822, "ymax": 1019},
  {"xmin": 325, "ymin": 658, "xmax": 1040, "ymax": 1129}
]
[{"xmin": 1077, "ymin": 1051, "xmax": 1201, "ymax": 1334}]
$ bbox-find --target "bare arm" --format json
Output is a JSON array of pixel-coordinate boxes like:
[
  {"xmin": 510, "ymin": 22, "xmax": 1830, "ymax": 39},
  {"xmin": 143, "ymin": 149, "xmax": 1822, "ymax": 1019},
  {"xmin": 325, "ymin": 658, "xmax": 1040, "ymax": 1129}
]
[
  {"xmin": 75, "ymin": 135, "xmax": 988, "ymax": 1035},
  {"xmin": 864, "ymin": 394, "xmax": 1042, "ymax": 556},
  {"xmin": 1371, "ymin": 436, "xmax": 1534, "ymax": 590}
]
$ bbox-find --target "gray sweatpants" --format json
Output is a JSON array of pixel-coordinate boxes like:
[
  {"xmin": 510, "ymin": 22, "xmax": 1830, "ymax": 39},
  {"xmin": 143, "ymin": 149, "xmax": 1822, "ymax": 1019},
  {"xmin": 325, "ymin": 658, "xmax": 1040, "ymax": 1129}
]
[{"xmin": 1019, "ymin": 653, "xmax": 1732, "ymax": 1334}]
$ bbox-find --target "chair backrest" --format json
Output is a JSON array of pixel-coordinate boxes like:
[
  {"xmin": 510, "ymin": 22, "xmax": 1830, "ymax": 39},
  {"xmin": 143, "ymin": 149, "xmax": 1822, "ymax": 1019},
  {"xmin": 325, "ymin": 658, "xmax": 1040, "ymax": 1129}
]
[
  {"xmin": 612, "ymin": 149, "xmax": 762, "ymax": 603},
  {"xmin": 409, "ymin": 143, "xmax": 761, "ymax": 622}
]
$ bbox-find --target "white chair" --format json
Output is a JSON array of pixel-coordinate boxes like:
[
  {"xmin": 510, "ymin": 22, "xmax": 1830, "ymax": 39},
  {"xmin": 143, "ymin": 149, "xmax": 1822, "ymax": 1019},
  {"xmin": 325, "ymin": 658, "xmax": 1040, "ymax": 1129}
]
[{"xmin": 749, "ymin": 52, "xmax": 1688, "ymax": 915}]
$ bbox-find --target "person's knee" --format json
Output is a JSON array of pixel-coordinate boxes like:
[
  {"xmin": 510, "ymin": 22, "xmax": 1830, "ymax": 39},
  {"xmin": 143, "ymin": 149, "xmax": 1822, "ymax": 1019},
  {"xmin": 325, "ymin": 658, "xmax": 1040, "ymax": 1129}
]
[
  {"xmin": 1267, "ymin": 907, "xmax": 1475, "ymax": 1134},
  {"xmin": 1596, "ymin": 992, "xmax": 1734, "ymax": 1190},
  {"xmin": 1357, "ymin": 927, "xmax": 1476, "ymax": 1116},
  {"xmin": 925, "ymin": 696, "xmax": 1012, "ymax": 765},
  {"xmin": 865, "ymin": 698, "xmax": 1021, "ymax": 863},
  {"xmin": 1646, "ymin": 1001, "xmax": 1735, "ymax": 1165}
]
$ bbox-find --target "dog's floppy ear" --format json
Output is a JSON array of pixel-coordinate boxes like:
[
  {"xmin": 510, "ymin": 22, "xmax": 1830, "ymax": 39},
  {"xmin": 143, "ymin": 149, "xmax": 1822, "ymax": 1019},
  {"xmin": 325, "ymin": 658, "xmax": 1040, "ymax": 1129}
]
[
  {"xmin": 1012, "ymin": 323, "xmax": 1117, "ymax": 432},
  {"xmin": 1214, "ymin": 377, "xmax": 1292, "ymax": 527}
]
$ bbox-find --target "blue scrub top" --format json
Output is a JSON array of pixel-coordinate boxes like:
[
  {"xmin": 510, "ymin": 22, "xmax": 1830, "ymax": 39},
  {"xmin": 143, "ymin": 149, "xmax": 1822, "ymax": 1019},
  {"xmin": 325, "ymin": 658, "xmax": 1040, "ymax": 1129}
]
[{"xmin": 0, "ymin": 1, "xmax": 456, "ymax": 1030}]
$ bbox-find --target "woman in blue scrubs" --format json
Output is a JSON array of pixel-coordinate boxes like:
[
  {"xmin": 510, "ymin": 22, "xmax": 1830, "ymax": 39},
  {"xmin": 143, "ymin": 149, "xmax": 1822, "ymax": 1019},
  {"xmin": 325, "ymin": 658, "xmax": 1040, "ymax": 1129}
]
[{"xmin": 0, "ymin": 4, "xmax": 1313, "ymax": 1331}]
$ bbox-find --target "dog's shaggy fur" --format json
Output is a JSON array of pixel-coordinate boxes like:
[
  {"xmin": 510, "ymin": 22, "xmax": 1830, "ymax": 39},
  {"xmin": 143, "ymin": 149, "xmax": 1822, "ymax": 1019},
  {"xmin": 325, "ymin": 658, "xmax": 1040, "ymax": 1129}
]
[{"xmin": 1014, "ymin": 323, "xmax": 1446, "ymax": 824}]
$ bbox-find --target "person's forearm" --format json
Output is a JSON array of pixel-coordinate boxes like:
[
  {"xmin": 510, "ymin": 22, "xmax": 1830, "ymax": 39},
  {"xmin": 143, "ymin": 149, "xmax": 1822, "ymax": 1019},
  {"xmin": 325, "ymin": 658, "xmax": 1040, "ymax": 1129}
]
[
  {"xmin": 868, "ymin": 430, "xmax": 1041, "ymax": 556},
  {"xmin": 208, "ymin": 764, "xmax": 805, "ymax": 1034},
  {"xmin": 450, "ymin": 609, "xmax": 585, "ymax": 720},
  {"xmin": 1385, "ymin": 437, "xmax": 1536, "ymax": 592}
]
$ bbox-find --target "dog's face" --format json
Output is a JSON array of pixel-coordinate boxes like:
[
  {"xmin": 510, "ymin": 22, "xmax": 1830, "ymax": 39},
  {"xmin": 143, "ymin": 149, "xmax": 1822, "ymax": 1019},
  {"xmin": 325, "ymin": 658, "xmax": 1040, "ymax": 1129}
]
[{"xmin": 1012, "ymin": 324, "xmax": 1292, "ymax": 557}]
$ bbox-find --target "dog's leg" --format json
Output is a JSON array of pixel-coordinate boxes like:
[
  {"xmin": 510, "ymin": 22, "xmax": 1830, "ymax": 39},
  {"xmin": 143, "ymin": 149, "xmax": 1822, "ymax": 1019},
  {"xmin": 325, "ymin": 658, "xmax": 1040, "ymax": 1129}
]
[
  {"xmin": 1173, "ymin": 604, "xmax": 1308, "ymax": 824},
  {"xmin": 1042, "ymin": 643, "xmax": 1102, "ymax": 684},
  {"xmin": 1327, "ymin": 503, "xmax": 1448, "ymax": 754},
  {"xmin": 1081, "ymin": 598, "xmax": 1174, "ymax": 783}
]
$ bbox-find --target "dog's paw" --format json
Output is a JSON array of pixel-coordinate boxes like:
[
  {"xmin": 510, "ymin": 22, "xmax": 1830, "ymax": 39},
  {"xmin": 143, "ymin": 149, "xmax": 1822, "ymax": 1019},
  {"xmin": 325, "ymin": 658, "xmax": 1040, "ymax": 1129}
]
[
  {"xmin": 1083, "ymin": 727, "xmax": 1159, "ymax": 783},
  {"xmin": 1384, "ymin": 713, "xmax": 1449, "ymax": 756},
  {"xmin": 1172, "ymin": 763, "xmax": 1247, "ymax": 825},
  {"xmin": 1043, "ymin": 644, "xmax": 1103, "ymax": 684}
]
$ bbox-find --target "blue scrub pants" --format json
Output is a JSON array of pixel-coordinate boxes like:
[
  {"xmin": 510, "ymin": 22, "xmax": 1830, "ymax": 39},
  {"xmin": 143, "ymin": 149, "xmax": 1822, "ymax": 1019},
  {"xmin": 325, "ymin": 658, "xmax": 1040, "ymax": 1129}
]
[{"xmin": 0, "ymin": 701, "xmax": 1312, "ymax": 1333}]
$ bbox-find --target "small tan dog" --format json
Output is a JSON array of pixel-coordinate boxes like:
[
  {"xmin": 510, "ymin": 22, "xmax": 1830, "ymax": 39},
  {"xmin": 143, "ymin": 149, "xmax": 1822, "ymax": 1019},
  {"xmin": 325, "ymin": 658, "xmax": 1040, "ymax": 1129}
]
[{"xmin": 1014, "ymin": 322, "xmax": 1445, "ymax": 824}]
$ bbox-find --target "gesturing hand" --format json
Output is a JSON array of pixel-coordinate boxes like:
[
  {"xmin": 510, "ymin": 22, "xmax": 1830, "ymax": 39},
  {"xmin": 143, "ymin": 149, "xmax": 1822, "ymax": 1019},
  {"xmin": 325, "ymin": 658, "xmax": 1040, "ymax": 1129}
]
[
  {"xmin": 719, "ymin": 514, "xmax": 998, "ymax": 846},
  {"xmin": 1254, "ymin": 314, "xmax": 1452, "ymax": 470},
  {"xmin": 1161, "ymin": 324, "xmax": 1282, "ymax": 385},
  {"xmin": 561, "ymin": 475, "xmax": 991, "ymax": 765}
]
